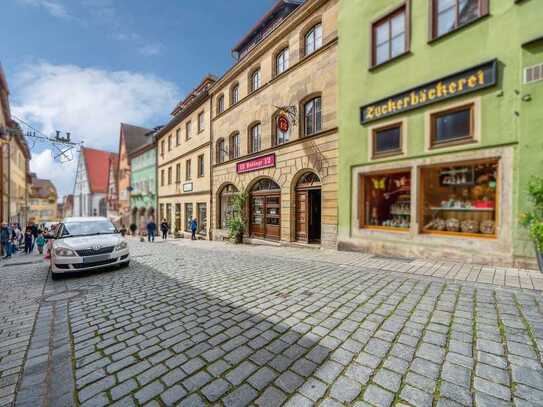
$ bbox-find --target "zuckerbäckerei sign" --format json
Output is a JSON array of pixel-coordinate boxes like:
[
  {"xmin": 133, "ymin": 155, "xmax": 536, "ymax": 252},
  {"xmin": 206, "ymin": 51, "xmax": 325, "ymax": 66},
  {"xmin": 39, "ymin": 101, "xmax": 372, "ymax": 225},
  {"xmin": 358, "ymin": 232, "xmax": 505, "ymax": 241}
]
[
  {"xmin": 236, "ymin": 153, "xmax": 276, "ymax": 174},
  {"xmin": 360, "ymin": 60, "xmax": 498, "ymax": 124}
]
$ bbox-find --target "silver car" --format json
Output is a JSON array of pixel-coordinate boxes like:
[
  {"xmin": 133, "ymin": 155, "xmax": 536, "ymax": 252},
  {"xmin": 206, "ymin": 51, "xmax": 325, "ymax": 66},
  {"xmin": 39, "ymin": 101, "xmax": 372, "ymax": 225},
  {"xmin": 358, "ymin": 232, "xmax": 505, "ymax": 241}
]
[{"xmin": 50, "ymin": 217, "xmax": 130, "ymax": 279}]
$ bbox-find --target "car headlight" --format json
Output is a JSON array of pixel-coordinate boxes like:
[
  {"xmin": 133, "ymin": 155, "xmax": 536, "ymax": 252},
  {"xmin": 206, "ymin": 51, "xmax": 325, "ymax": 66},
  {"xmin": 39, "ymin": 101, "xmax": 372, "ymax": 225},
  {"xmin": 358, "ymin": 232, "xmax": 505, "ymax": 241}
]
[
  {"xmin": 54, "ymin": 247, "xmax": 76, "ymax": 257},
  {"xmin": 115, "ymin": 241, "xmax": 128, "ymax": 251}
]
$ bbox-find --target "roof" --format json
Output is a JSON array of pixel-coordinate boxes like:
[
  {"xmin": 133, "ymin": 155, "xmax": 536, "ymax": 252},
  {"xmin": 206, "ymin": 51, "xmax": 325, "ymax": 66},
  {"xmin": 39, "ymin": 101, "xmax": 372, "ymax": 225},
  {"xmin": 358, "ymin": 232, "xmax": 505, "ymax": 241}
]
[
  {"xmin": 30, "ymin": 174, "xmax": 57, "ymax": 200},
  {"xmin": 81, "ymin": 147, "xmax": 117, "ymax": 193},
  {"xmin": 232, "ymin": 0, "xmax": 303, "ymax": 60},
  {"xmin": 170, "ymin": 75, "xmax": 217, "ymax": 116},
  {"xmin": 120, "ymin": 123, "xmax": 153, "ymax": 154}
]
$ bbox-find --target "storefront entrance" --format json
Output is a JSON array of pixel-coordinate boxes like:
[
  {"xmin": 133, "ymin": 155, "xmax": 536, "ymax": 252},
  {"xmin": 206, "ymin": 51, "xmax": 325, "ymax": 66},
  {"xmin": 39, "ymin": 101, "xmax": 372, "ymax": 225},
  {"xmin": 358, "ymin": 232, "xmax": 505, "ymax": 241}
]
[
  {"xmin": 295, "ymin": 172, "xmax": 322, "ymax": 243},
  {"xmin": 250, "ymin": 179, "xmax": 281, "ymax": 240}
]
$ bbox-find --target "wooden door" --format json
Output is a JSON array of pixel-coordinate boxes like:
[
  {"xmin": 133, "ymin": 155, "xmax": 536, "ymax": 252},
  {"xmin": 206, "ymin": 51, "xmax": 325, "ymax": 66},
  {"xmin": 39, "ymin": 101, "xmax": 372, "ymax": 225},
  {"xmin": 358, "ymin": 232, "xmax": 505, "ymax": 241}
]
[
  {"xmin": 265, "ymin": 195, "xmax": 281, "ymax": 240},
  {"xmin": 251, "ymin": 196, "xmax": 265, "ymax": 238},
  {"xmin": 295, "ymin": 191, "xmax": 308, "ymax": 242}
]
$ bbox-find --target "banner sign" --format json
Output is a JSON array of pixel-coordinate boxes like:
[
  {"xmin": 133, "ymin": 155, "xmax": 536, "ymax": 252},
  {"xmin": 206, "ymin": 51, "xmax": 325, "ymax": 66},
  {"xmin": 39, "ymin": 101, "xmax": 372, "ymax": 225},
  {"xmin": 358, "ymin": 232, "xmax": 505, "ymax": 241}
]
[
  {"xmin": 360, "ymin": 60, "xmax": 498, "ymax": 124},
  {"xmin": 236, "ymin": 153, "xmax": 276, "ymax": 174}
]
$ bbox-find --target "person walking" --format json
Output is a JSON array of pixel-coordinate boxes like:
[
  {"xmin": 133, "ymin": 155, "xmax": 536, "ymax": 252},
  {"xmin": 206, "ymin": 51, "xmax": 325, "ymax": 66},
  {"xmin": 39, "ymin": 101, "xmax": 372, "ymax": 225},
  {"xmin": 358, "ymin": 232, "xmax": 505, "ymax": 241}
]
[
  {"xmin": 1, "ymin": 223, "xmax": 12, "ymax": 259},
  {"xmin": 160, "ymin": 219, "xmax": 169, "ymax": 240},
  {"xmin": 14, "ymin": 224, "xmax": 22, "ymax": 252},
  {"xmin": 190, "ymin": 217, "xmax": 198, "ymax": 240},
  {"xmin": 35, "ymin": 232, "xmax": 45, "ymax": 255},
  {"xmin": 24, "ymin": 229, "xmax": 33, "ymax": 254},
  {"xmin": 30, "ymin": 223, "xmax": 38, "ymax": 251},
  {"xmin": 146, "ymin": 220, "xmax": 156, "ymax": 242}
]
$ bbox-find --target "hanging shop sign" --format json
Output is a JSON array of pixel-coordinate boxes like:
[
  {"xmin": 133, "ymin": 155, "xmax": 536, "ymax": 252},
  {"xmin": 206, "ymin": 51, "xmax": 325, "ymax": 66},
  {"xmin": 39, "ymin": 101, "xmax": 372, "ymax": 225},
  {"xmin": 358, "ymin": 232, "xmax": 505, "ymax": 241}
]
[
  {"xmin": 183, "ymin": 182, "xmax": 193, "ymax": 192},
  {"xmin": 236, "ymin": 153, "xmax": 276, "ymax": 174},
  {"xmin": 277, "ymin": 115, "xmax": 289, "ymax": 132},
  {"xmin": 360, "ymin": 59, "xmax": 498, "ymax": 124}
]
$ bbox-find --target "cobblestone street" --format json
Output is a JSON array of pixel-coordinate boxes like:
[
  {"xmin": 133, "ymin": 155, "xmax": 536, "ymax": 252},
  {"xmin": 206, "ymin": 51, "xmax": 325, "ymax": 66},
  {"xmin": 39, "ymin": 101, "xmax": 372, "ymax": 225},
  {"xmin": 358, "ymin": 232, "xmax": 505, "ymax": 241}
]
[{"xmin": 1, "ymin": 239, "xmax": 543, "ymax": 407}]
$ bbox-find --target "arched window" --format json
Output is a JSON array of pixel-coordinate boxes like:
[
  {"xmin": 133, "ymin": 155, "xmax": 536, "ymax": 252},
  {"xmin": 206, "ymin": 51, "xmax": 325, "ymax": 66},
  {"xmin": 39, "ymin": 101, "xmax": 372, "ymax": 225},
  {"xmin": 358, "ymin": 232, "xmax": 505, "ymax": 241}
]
[
  {"xmin": 217, "ymin": 94, "xmax": 225, "ymax": 114},
  {"xmin": 275, "ymin": 48, "xmax": 289, "ymax": 76},
  {"xmin": 249, "ymin": 123, "xmax": 262, "ymax": 154},
  {"xmin": 229, "ymin": 132, "xmax": 240, "ymax": 160},
  {"xmin": 304, "ymin": 23, "xmax": 323, "ymax": 56},
  {"xmin": 303, "ymin": 96, "xmax": 322, "ymax": 136},
  {"xmin": 251, "ymin": 178, "xmax": 280, "ymax": 192},
  {"xmin": 250, "ymin": 69, "xmax": 261, "ymax": 93},
  {"xmin": 216, "ymin": 138, "xmax": 226, "ymax": 164},
  {"xmin": 231, "ymin": 83, "xmax": 240, "ymax": 106},
  {"xmin": 272, "ymin": 111, "xmax": 290, "ymax": 146},
  {"xmin": 219, "ymin": 184, "xmax": 239, "ymax": 229}
]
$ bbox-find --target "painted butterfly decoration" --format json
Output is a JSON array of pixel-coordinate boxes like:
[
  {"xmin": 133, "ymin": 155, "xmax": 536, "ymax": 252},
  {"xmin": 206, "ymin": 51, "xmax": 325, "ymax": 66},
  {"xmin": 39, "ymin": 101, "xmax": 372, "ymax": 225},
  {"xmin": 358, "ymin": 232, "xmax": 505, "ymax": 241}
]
[{"xmin": 372, "ymin": 177, "xmax": 387, "ymax": 190}]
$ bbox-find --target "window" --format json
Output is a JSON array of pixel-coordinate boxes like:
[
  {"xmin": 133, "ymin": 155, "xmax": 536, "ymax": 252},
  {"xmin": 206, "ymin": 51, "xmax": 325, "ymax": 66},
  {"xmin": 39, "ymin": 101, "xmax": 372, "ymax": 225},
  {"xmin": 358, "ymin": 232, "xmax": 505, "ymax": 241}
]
[
  {"xmin": 372, "ymin": 123, "xmax": 402, "ymax": 158},
  {"xmin": 217, "ymin": 94, "xmax": 225, "ymax": 114},
  {"xmin": 432, "ymin": 0, "xmax": 487, "ymax": 39},
  {"xmin": 360, "ymin": 170, "xmax": 411, "ymax": 230},
  {"xmin": 186, "ymin": 121, "xmax": 191, "ymax": 140},
  {"xmin": 420, "ymin": 159, "xmax": 498, "ymax": 237},
  {"xmin": 197, "ymin": 203, "xmax": 207, "ymax": 235},
  {"xmin": 198, "ymin": 111, "xmax": 205, "ymax": 132},
  {"xmin": 184, "ymin": 203, "xmax": 193, "ymax": 232},
  {"xmin": 303, "ymin": 97, "xmax": 322, "ymax": 136},
  {"xmin": 160, "ymin": 169, "xmax": 165, "ymax": 186},
  {"xmin": 167, "ymin": 167, "xmax": 172, "ymax": 185},
  {"xmin": 372, "ymin": 6, "xmax": 407, "ymax": 66},
  {"xmin": 176, "ymin": 129, "xmax": 180, "ymax": 146},
  {"xmin": 231, "ymin": 83, "xmax": 240, "ymax": 105},
  {"xmin": 229, "ymin": 133, "xmax": 240, "ymax": 159},
  {"xmin": 219, "ymin": 184, "xmax": 239, "ymax": 229},
  {"xmin": 249, "ymin": 123, "xmax": 261, "ymax": 153},
  {"xmin": 175, "ymin": 203, "xmax": 181, "ymax": 232},
  {"xmin": 275, "ymin": 48, "xmax": 289, "ymax": 75},
  {"xmin": 217, "ymin": 139, "xmax": 226, "ymax": 164},
  {"xmin": 160, "ymin": 140, "xmax": 165, "ymax": 156},
  {"xmin": 273, "ymin": 113, "xmax": 290, "ymax": 146},
  {"xmin": 166, "ymin": 203, "xmax": 172, "ymax": 226},
  {"xmin": 305, "ymin": 23, "xmax": 323, "ymax": 56},
  {"xmin": 185, "ymin": 159, "xmax": 192, "ymax": 180},
  {"xmin": 430, "ymin": 103, "xmax": 474, "ymax": 148},
  {"xmin": 168, "ymin": 135, "xmax": 172, "ymax": 151},
  {"xmin": 175, "ymin": 163, "xmax": 181, "ymax": 183},
  {"xmin": 198, "ymin": 154, "xmax": 205, "ymax": 177},
  {"xmin": 250, "ymin": 69, "xmax": 261, "ymax": 92}
]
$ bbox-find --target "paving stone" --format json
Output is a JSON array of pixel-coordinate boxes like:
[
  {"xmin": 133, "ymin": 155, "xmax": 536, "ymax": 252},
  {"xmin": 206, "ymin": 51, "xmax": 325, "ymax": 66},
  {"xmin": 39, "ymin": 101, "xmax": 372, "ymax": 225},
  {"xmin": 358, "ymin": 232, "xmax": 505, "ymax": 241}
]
[
  {"xmin": 283, "ymin": 393, "xmax": 314, "ymax": 407},
  {"xmin": 473, "ymin": 376, "xmax": 511, "ymax": 401},
  {"xmin": 223, "ymin": 383, "xmax": 258, "ymax": 407},
  {"xmin": 511, "ymin": 365, "xmax": 543, "ymax": 390},
  {"xmin": 255, "ymin": 386, "xmax": 287, "ymax": 407},
  {"xmin": 405, "ymin": 371, "xmax": 436, "ymax": 393},
  {"xmin": 363, "ymin": 384, "xmax": 394, "ymax": 407},
  {"xmin": 299, "ymin": 377, "xmax": 327, "ymax": 401},
  {"xmin": 329, "ymin": 376, "xmax": 361, "ymax": 402},
  {"xmin": 136, "ymin": 363, "xmax": 167, "ymax": 386},
  {"xmin": 160, "ymin": 385, "xmax": 187, "ymax": 405},
  {"xmin": 442, "ymin": 361, "xmax": 471, "ymax": 388},
  {"xmin": 476, "ymin": 362, "xmax": 509, "ymax": 386},
  {"xmin": 207, "ymin": 359, "xmax": 230, "ymax": 377},
  {"xmin": 345, "ymin": 363, "xmax": 372, "ymax": 384},
  {"xmin": 248, "ymin": 366, "xmax": 277, "ymax": 390},
  {"xmin": 275, "ymin": 371, "xmax": 304, "ymax": 393},
  {"xmin": 476, "ymin": 339, "xmax": 504, "ymax": 356},
  {"xmin": 400, "ymin": 384, "xmax": 433, "ymax": 407},
  {"xmin": 474, "ymin": 391, "xmax": 512, "ymax": 407},
  {"xmin": 225, "ymin": 361, "xmax": 258, "ymax": 385},
  {"xmin": 440, "ymin": 381, "xmax": 472, "ymax": 406},
  {"xmin": 179, "ymin": 393, "xmax": 206, "ymax": 406},
  {"xmin": 183, "ymin": 370, "xmax": 212, "ymax": 392},
  {"xmin": 110, "ymin": 379, "xmax": 138, "ymax": 401},
  {"xmin": 201, "ymin": 378, "xmax": 230, "ymax": 402},
  {"xmin": 314, "ymin": 360, "xmax": 343, "ymax": 383},
  {"xmin": 161, "ymin": 367, "xmax": 186, "ymax": 386}
]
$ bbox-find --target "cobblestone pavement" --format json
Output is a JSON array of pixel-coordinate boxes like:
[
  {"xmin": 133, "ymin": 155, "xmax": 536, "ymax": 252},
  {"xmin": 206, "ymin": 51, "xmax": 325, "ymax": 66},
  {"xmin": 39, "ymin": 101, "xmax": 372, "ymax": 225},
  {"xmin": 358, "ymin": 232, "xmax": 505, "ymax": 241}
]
[{"xmin": 1, "ymin": 240, "xmax": 543, "ymax": 407}]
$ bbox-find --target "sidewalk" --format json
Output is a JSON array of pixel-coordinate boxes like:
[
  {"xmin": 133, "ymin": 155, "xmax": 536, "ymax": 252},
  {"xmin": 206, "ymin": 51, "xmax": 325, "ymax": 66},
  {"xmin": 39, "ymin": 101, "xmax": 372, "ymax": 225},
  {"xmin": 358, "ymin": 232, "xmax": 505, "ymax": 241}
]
[{"xmin": 166, "ymin": 238, "xmax": 543, "ymax": 291}]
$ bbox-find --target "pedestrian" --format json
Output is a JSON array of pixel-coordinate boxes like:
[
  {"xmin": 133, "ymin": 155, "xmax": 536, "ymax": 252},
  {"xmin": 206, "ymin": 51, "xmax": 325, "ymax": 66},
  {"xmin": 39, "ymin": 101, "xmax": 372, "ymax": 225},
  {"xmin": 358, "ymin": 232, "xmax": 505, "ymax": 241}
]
[
  {"xmin": 35, "ymin": 232, "xmax": 45, "ymax": 255},
  {"xmin": 129, "ymin": 223, "xmax": 137, "ymax": 237},
  {"xmin": 24, "ymin": 229, "xmax": 33, "ymax": 254},
  {"xmin": 190, "ymin": 217, "xmax": 198, "ymax": 240},
  {"xmin": 146, "ymin": 220, "xmax": 156, "ymax": 242},
  {"xmin": 14, "ymin": 224, "xmax": 22, "ymax": 252},
  {"xmin": 119, "ymin": 224, "xmax": 127, "ymax": 237},
  {"xmin": 1, "ymin": 223, "xmax": 12, "ymax": 259},
  {"xmin": 160, "ymin": 219, "xmax": 169, "ymax": 240},
  {"xmin": 30, "ymin": 223, "xmax": 38, "ymax": 251}
]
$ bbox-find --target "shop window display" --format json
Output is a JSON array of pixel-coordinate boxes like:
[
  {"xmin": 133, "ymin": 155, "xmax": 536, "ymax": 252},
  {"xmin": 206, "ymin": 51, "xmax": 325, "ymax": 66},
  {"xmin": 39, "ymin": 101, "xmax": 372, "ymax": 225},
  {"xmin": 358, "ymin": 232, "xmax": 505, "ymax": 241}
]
[
  {"xmin": 420, "ymin": 159, "xmax": 498, "ymax": 237},
  {"xmin": 361, "ymin": 171, "xmax": 411, "ymax": 229}
]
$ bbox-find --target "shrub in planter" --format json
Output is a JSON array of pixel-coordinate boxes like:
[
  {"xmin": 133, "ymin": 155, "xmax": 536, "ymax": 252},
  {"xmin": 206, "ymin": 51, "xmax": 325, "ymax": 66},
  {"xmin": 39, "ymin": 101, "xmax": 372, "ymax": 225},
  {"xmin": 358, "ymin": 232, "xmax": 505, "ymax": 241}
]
[
  {"xmin": 521, "ymin": 177, "xmax": 543, "ymax": 272},
  {"xmin": 227, "ymin": 192, "xmax": 248, "ymax": 244}
]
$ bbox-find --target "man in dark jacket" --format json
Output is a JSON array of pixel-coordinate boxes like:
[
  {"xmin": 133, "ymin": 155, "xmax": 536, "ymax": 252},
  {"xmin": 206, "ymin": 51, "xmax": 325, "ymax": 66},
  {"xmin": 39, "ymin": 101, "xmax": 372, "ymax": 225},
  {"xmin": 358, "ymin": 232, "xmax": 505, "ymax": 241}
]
[
  {"xmin": 160, "ymin": 219, "xmax": 169, "ymax": 240},
  {"xmin": 146, "ymin": 220, "xmax": 157, "ymax": 242},
  {"xmin": 190, "ymin": 218, "xmax": 198, "ymax": 240}
]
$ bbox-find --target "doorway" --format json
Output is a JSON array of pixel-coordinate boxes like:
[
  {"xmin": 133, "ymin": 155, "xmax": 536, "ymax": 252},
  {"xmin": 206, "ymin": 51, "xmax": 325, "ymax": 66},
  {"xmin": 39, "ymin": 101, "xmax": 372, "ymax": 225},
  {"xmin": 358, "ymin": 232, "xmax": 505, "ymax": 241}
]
[
  {"xmin": 295, "ymin": 172, "xmax": 321, "ymax": 243},
  {"xmin": 250, "ymin": 179, "xmax": 281, "ymax": 240}
]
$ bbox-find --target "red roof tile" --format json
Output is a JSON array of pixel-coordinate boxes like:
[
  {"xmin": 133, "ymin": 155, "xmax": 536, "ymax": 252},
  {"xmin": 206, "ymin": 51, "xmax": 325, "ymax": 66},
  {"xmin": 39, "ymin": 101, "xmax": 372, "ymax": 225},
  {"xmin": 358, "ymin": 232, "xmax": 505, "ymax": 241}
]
[{"xmin": 82, "ymin": 147, "xmax": 117, "ymax": 193}]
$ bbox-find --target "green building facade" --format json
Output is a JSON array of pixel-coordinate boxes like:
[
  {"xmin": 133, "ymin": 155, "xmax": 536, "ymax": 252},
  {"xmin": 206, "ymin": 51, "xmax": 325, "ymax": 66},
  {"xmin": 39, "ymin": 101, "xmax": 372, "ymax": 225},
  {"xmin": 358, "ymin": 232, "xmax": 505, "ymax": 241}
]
[
  {"xmin": 338, "ymin": 0, "xmax": 543, "ymax": 267},
  {"xmin": 129, "ymin": 145, "xmax": 156, "ymax": 231}
]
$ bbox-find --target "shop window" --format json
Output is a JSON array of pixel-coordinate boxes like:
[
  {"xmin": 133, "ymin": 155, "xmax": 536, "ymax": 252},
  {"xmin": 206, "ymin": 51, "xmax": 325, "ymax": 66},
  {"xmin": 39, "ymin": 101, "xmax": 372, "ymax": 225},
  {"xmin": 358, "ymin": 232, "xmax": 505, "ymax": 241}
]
[
  {"xmin": 430, "ymin": 103, "xmax": 474, "ymax": 148},
  {"xmin": 420, "ymin": 159, "xmax": 498, "ymax": 237},
  {"xmin": 175, "ymin": 203, "xmax": 181, "ymax": 232},
  {"xmin": 184, "ymin": 203, "xmax": 193, "ymax": 232},
  {"xmin": 197, "ymin": 203, "xmax": 207, "ymax": 235},
  {"xmin": 304, "ymin": 23, "xmax": 323, "ymax": 56},
  {"xmin": 372, "ymin": 5, "xmax": 408, "ymax": 67},
  {"xmin": 229, "ymin": 132, "xmax": 240, "ymax": 159},
  {"xmin": 275, "ymin": 48, "xmax": 289, "ymax": 76},
  {"xmin": 249, "ymin": 123, "xmax": 262, "ymax": 153},
  {"xmin": 372, "ymin": 123, "xmax": 402, "ymax": 158},
  {"xmin": 303, "ymin": 97, "xmax": 322, "ymax": 136},
  {"xmin": 360, "ymin": 171, "xmax": 411, "ymax": 230},
  {"xmin": 431, "ymin": 0, "xmax": 488, "ymax": 40},
  {"xmin": 219, "ymin": 184, "xmax": 239, "ymax": 229},
  {"xmin": 166, "ymin": 203, "xmax": 172, "ymax": 226}
]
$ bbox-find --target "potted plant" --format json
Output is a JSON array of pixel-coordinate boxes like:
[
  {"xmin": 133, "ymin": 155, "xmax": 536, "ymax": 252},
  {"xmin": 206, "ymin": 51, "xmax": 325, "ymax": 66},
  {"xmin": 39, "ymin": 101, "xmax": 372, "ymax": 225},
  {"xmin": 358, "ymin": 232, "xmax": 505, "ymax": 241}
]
[
  {"xmin": 521, "ymin": 177, "xmax": 543, "ymax": 272},
  {"xmin": 227, "ymin": 192, "xmax": 248, "ymax": 244}
]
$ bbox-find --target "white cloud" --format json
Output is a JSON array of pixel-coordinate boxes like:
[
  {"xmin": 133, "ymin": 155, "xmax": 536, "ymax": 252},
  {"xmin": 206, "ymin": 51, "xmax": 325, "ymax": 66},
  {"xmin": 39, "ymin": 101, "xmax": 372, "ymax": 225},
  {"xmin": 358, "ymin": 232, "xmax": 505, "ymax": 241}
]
[
  {"xmin": 138, "ymin": 43, "xmax": 165, "ymax": 57},
  {"xmin": 12, "ymin": 62, "xmax": 180, "ymax": 198},
  {"xmin": 29, "ymin": 149, "xmax": 78, "ymax": 200},
  {"xmin": 17, "ymin": 0, "xmax": 69, "ymax": 18}
]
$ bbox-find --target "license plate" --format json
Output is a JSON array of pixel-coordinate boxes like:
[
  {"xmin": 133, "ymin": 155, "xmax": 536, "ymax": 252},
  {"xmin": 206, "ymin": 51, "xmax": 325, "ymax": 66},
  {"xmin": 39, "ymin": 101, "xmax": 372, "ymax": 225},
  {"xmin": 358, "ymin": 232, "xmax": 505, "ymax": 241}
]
[{"xmin": 82, "ymin": 254, "xmax": 111, "ymax": 263}]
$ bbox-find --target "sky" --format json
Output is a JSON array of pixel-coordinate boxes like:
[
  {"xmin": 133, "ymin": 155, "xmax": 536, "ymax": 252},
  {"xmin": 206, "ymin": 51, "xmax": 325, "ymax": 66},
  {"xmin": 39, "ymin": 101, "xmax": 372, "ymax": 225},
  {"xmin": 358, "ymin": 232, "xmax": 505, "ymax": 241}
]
[{"xmin": 0, "ymin": 0, "xmax": 277, "ymax": 199}]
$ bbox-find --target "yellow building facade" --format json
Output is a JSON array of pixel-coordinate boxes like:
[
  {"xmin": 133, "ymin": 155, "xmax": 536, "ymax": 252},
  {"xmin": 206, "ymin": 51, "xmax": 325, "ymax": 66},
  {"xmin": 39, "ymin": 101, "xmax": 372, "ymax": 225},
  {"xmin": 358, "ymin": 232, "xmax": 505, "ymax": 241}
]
[{"xmin": 28, "ymin": 174, "xmax": 58, "ymax": 224}]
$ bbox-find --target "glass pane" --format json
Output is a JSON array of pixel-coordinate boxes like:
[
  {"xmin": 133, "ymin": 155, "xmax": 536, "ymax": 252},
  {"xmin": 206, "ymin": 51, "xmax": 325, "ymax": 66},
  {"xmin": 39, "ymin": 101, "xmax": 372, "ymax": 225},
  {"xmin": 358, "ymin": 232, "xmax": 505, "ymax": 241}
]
[
  {"xmin": 315, "ymin": 98, "xmax": 322, "ymax": 132},
  {"xmin": 391, "ymin": 34, "xmax": 405, "ymax": 58},
  {"xmin": 459, "ymin": 0, "xmax": 480, "ymax": 25},
  {"xmin": 376, "ymin": 126, "xmax": 401, "ymax": 153},
  {"xmin": 434, "ymin": 108, "xmax": 471, "ymax": 143},
  {"xmin": 376, "ymin": 43, "xmax": 389, "ymax": 65},
  {"xmin": 305, "ymin": 30, "xmax": 315, "ymax": 54},
  {"xmin": 375, "ymin": 22, "xmax": 389, "ymax": 46},
  {"xmin": 283, "ymin": 50, "xmax": 289, "ymax": 70},
  {"xmin": 391, "ymin": 12, "xmax": 405, "ymax": 37},
  {"xmin": 437, "ymin": 8, "xmax": 456, "ymax": 36},
  {"xmin": 437, "ymin": 0, "xmax": 455, "ymax": 13},
  {"xmin": 315, "ymin": 24, "xmax": 323, "ymax": 48}
]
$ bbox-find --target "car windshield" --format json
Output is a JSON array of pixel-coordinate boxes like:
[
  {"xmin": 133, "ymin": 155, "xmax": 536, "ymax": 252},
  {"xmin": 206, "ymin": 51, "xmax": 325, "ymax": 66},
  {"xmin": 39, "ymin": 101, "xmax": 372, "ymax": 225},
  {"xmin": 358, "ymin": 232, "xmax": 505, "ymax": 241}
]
[{"xmin": 62, "ymin": 220, "xmax": 117, "ymax": 237}]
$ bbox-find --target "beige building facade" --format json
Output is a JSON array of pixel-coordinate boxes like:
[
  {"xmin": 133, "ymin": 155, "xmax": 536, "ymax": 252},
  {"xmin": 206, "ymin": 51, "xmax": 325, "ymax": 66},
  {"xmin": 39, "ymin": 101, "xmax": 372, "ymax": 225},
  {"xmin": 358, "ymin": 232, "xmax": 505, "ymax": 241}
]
[
  {"xmin": 210, "ymin": 0, "xmax": 339, "ymax": 248},
  {"xmin": 28, "ymin": 173, "xmax": 57, "ymax": 224},
  {"xmin": 156, "ymin": 76, "xmax": 215, "ymax": 239},
  {"xmin": 9, "ymin": 133, "xmax": 31, "ymax": 225}
]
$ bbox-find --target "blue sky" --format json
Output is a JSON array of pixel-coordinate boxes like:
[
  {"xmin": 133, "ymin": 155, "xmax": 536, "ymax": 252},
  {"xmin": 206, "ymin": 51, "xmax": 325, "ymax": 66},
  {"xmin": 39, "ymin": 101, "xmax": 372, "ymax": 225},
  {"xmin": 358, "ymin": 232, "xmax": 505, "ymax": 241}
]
[{"xmin": 0, "ymin": 0, "xmax": 277, "ymax": 197}]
